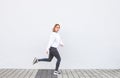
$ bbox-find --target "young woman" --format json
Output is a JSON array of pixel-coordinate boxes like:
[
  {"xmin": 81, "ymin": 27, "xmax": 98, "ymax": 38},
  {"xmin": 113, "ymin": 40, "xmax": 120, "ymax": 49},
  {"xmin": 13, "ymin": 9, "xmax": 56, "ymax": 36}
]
[{"xmin": 33, "ymin": 24, "xmax": 64, "ymax": 75}]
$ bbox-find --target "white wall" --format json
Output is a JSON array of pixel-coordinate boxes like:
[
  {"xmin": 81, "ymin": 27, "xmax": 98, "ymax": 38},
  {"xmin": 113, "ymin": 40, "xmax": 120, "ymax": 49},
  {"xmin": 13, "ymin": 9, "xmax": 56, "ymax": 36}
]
[{"xmin": 0, "ymin": 0, "xmax": 120, "ymax": 69}]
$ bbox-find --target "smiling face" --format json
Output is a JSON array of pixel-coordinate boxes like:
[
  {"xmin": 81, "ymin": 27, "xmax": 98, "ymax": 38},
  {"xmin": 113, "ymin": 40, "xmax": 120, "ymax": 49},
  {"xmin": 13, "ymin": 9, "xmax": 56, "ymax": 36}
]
[{"xmin": 53, "ymin": 24, "xmax": 60, "ymax": 32}]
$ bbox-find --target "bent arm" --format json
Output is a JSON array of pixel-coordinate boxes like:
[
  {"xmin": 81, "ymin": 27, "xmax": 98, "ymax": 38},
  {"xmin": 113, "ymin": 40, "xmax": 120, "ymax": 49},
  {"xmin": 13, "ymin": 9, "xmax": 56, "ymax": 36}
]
[
  {"xmin": 46, "ymin": 34, "xmax": 55, "ymax": 52},
  {"xmin": 60, "ymin": 37, "xmax": 64, "ymax": 46}
]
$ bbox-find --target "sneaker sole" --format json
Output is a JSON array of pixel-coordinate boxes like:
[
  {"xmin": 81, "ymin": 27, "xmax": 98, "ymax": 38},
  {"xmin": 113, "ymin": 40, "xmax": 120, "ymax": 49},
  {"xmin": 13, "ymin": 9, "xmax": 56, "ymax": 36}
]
[{"xmin": 33, "ymin": 57, "xmax": 37, "ymax": 65}]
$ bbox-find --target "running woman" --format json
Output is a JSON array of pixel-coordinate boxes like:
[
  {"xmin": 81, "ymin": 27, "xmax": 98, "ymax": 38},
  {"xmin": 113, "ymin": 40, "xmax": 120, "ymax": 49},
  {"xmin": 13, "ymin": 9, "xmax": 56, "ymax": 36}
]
[{"xmin": 33, "ymin": 24, "xmax": 64, "ymax": 75}]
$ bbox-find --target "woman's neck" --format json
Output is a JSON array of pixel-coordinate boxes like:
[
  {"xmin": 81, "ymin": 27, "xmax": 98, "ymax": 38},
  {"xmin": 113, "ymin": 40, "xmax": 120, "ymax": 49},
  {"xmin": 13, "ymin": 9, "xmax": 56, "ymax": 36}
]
[{"xmin": 53, "ymin": 31, "xmax": 58, "ymax": 33}]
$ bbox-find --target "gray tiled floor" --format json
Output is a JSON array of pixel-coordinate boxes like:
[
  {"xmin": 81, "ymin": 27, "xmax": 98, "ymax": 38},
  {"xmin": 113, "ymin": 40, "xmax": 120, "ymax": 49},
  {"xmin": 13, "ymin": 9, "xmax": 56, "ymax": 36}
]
[{"xmin": 0, "ymin": 69, "xmax": 120, "ymax": 78}]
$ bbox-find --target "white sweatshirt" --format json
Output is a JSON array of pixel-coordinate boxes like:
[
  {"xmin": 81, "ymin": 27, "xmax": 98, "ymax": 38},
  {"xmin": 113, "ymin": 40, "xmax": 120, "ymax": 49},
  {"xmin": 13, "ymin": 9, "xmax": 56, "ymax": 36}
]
[{"xmin": 46, "ymin": 32, "xmax": 64, "ymax": 52}]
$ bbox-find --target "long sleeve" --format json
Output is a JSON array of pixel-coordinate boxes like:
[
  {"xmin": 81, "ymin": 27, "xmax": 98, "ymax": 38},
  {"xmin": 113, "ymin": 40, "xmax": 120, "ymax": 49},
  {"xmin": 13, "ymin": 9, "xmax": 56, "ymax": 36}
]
[
  {"xmin": 59, "ymin": 38, "xmax": 64, "ymax": 46},
  {"xmin": 46, "ymin": 33, "xmax": 55, "ymax": 52}
]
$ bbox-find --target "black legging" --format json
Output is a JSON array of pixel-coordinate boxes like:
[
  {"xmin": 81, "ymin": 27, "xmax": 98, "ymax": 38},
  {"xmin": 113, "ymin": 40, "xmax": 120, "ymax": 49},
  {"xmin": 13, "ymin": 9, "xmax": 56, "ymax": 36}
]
[{"xmin": 38, "ymin": 47, "xmax": 61, "ymax": 71}]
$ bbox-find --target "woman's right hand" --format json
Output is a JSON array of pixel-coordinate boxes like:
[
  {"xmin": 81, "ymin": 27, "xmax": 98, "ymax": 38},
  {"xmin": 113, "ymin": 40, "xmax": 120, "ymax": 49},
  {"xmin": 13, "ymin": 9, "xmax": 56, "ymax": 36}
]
[{"xmin": 46, "ymin": 51, "xmax": 48, "ymax": 54}]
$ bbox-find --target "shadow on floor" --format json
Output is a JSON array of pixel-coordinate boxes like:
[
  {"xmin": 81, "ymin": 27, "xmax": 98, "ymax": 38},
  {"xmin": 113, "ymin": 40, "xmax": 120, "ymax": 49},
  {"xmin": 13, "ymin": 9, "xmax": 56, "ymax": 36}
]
[{"xmin": 35, "ymin": 69, "xmax": 57, "ymax": 78}]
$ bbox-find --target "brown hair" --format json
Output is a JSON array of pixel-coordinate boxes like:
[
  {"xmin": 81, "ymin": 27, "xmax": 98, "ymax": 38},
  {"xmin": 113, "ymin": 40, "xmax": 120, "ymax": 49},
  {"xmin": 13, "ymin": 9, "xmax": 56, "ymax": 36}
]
[{"xmin": 52, "ymin": 24, "xmax": 60, "ymax": 32}]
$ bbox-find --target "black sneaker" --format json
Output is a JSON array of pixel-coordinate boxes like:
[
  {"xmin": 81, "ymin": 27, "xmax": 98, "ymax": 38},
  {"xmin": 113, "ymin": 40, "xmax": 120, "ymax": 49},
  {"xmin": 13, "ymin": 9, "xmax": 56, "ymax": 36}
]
[{"xmin": 33, "ymin": 57, "xmax": 38, "ymax": 65}]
